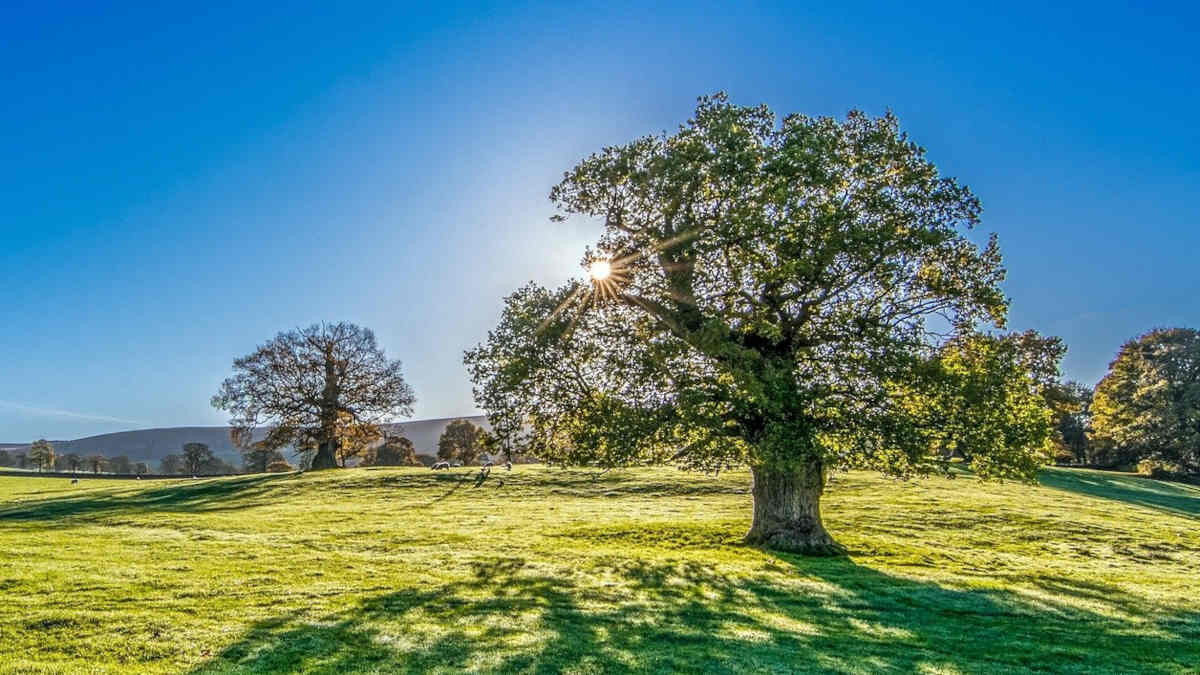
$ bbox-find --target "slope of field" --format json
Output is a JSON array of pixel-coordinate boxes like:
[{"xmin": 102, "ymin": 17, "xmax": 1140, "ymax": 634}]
[
  {"xmin": 1, "ymin": 416, "xmax": 488, "ymax": 466},
  {"xmin": 0, "ymin": 466, "xmax": 1196, "ymax": 673}
]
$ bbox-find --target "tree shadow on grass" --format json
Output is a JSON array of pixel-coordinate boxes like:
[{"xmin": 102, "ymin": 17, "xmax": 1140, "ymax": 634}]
[
  {"xmin": 1039, "ymin": 467, "xmax": 1200, "ymax": 519},
  {"xmin": 0, "ymin": 473, "xmax": 297, "ymax": 522},
  {"xmin": 188, "ymin": 553, "xmax": 1199, "ymax": 674}
]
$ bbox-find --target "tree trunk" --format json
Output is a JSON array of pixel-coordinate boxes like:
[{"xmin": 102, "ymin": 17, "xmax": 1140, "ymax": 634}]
[
  {"xmin": 745, "ymin": 461, "xmax": 842, "ymax": 555},
  {"xmin": 310, "ymin": 439, "xmax": 339, "ymax": 470}
]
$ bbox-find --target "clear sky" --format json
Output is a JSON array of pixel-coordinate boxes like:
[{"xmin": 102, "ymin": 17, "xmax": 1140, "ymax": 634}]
[{"xmin": 2, "ymin": 0, "xmax": 1197, "ymax": 441}]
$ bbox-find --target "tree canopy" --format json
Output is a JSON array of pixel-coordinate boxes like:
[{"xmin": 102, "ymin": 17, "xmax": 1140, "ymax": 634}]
[
  {"xmin": 467, "ymin": 94, "xmax": 1057, "ymax": 553},
  {"xmin": 212, "ymin": 322, "xmax": 415, "ymax": 470},
  {"xmin": 437, "ymin": 419, "xmax": 486, "ymax": 465},
  {"xmin": 183, "ymin": 443, "xmax": 217, "ymax": 475},
  {"xmin": 1091, "ymin": 327, "xmax": 1200, "ymax": 472}
]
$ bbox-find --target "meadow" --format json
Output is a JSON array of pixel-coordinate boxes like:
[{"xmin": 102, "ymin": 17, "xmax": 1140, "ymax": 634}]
[{"xmin": 0, "ymin": 465, "xmax": 1197, "ymax": 674}]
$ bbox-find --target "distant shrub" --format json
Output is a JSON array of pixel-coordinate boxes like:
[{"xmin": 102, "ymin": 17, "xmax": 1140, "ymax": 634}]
[
  {"xmin": 265, "ymin": 460, "xmax": 294, "ymax": 473},
  {"xmin": 416, "ymin": 454, "xmax": 437, "ymax": 467}
]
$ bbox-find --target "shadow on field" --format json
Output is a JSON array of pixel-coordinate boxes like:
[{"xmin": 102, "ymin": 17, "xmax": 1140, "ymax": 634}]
[
  {"xmin": 1039, "ymin": 468, "xmax": 1200, "ymax": 519},
  {"xmin": 0, "ymin": 474, "xmax": 295, "ymax": 521},
  {"xmin": 189, "ymin": 554, "xmax": 1199, "ymax": 674}
]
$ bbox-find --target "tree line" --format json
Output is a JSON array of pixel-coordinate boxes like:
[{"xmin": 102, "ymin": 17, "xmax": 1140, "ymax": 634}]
[
  {"xmin": 2, "ymin": 417, "xmax": 506, "ymax": 477},
  {"xmin": 0, "ymin": 441, "xmax": 238, "ymax": 476}
]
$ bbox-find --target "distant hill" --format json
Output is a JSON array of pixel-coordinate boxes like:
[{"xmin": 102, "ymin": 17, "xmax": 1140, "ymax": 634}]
[{"xmin": 0, "ymin": 416, "xmax": 489, "ymax": 466}]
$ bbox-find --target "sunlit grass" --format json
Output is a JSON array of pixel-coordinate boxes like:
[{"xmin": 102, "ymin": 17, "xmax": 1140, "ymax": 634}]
[{"xmin": 0, "ymin": 465, "xmax": 1196, "ymax": 673}]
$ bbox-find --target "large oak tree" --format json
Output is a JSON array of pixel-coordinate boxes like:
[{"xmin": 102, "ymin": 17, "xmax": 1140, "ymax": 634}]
[
  {"xmin": 466, "ymin": 94, "xmax": 1054, "ymax": 554},
  {"xmin": 213, "ymin": 322, "xmax": 415, "ymax": 470}
]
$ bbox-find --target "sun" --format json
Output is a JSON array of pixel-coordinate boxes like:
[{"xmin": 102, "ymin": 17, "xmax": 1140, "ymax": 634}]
[{"xmin": 589, "ymin": 259, "xmax": 612, "ymax": 281}]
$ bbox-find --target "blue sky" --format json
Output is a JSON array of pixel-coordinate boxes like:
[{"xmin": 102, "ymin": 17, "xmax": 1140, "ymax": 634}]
[{"xmin": 2, "ymin": 0, "xmax": 1197, "ymax": 441}]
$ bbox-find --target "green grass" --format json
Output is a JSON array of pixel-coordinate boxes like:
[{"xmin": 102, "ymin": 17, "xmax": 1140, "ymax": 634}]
[{"xmin": 0, "ymin": 466, "xmax": 1197, "ymax": 674}]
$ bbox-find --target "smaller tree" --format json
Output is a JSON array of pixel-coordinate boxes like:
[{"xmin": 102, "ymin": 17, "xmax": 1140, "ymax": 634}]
[
  {"xmin": 917, "ymin": 331, "xmax": 1060, "ymax": 478},
  {"xmin": 159, "ymin": 454, "xmax": 185, "ymax": 475},
  {"xmin": 182, "ymin": 443, "xmax": 216, "ymax": 475},
  {"xmin": 64, "ymin": 453, "xmax": 83, "ymax": 472},
  {"xmin": 437, "ymin": 419, "xmax": 485, "ymax": 465},
  {"xmin": 135, "ymin": 462, "xmax": 149, "ymax": 476},
  {"xmin": 0, "ymin": 450, "xmax": 10, "ymax": 467},
  {"xmin": 212, "ymin": 322, "xmax": 416, "ymax": 471},
  {"xmin": 86, "ymin": 454, "xmax": 107, "ymax": 474},
  {"xmin": 362, "ymin": 434, "xmax": 422, "ymax": 466},
  {"xmin": 14, "ymin": 452, "xmax": 28, "ymax": 470},
  {"xmin": 29, "ymin": 440, "xmax": 55, "ymax": 472}
]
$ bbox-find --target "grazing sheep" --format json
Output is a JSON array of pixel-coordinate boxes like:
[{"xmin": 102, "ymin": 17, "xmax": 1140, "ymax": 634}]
[
  {"xmin": 505, "ymin": 461, "xmax": 512, "ymax": 471},
  {"xmin": 70, "ymin": 478, "xmax": 79, "ymax": 485},
  {"xmin": 482, "ymin": 460, "xmax": 493, "ymax": 468},
  {"xmin": 431, "ymin": 461, "xmax": 450, "ymax": 471}
]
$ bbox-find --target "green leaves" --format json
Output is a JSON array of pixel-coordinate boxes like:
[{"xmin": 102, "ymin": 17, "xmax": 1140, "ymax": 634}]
[
  {"xmin": 469, "ymin": 93, "xmax": 1049, "ymax": 482},
  {"xmin": 1092, "ymin": 328, "xmax": 1200, "ymax": 471}
]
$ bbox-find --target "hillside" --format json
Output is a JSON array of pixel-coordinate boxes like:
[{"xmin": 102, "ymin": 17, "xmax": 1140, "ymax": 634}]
[
  {"xmin": 1, "ymin": 416, "xmax": 488, "ymax": 465},
  {"xmin": 0, "ymin": 466, "xmax": 1197, "ymax": 673}
]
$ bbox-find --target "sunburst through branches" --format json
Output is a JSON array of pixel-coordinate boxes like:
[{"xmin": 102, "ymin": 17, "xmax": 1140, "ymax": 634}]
[{"xmin": 536, "ymin": 227, "xmax": 704, "ymax": 338}]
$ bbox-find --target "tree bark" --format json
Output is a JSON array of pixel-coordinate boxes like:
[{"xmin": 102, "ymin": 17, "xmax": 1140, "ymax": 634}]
[
  {"xmin": 310, "ymin": 439, "xmax": 339, "ymax": 470},
  {"xmin": 745, "ymin": 461, "xmax": 843, "ymax": 555}
]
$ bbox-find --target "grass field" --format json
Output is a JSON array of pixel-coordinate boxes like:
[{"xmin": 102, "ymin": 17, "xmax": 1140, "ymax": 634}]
[{"xmin": 1, "ymin": 466, "xmax": 1197, "ymax": 674}]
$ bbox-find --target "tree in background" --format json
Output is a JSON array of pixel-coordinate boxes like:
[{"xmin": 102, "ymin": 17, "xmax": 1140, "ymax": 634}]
[
  {"xmin": 1049, "ymin": 381, "xmax": 1092, "ymax": 464},
  {"xmin": 362, "ymin": 434, "xmax": 421, "ymax": 466},
  {"xmin": 108, "ymin": 455, "xmax": 134, "ymax": 474},
  {"xmin": 212, "ymin": 322, "xmax": 416, "ymax": 470},
  {"xmin": 0, "ymin": 450, "xmax": 10, "ymax": 467},
  {"xmin": 242, "ymin": 443, "xmax": 286, "ymax": 474},
  {"xmin": 183, "ymin": 443, "xmax": 216, "ymax": 475},
  {"xmin": 14, "ymin": 452, "xmax": 28, "ymax": 469},
  {"xmin": 467, "ymin": 94, "xmax": 1049, "ymax": 554},
  {"xmin": 86, "ymin": 455, "xmax": 106, "ymax": 474},
  {"xmin": 29, "ymin": 440, "xmax": 55, "ymax": 472},
  {"xmin": 1091, "ymin": 328, "xmax": 1200, "ymax": 473},
  {"xmin": 160, "ymin": 454, "xmax": 184, "ymax": 475},
  {"xmin": 913, "ymin": 332, "xmax": 1061, "ymax": 476},
  {"xmin": 135, "ymin": 462, "xmax": 149, "ymax": 476},
  {"xmin": 437, "ymin": 419, "xmax": 485, "ymax": 465}
]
